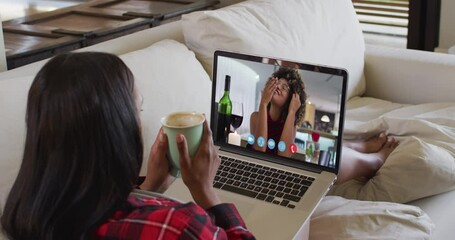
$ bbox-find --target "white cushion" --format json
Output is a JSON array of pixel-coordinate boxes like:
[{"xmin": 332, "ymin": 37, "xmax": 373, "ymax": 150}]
[
  {"xmin": 310, "ymin": 196, "xmax": 434, "ymax": 239},
  {"xmin": 331, "ymin": 98, "xmax": 455, "ymax": 203},
  {"xmin": 182, "ymin": 0, "xmax": 366, "ymax": 99},
  {"xmin": 119, "ymin": 39, "xmax": 212, "ymax": 175}
]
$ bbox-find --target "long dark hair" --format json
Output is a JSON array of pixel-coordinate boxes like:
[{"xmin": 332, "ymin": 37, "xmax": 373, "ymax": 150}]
[
  {"xmin": 271, "ymin": 67, "xmax": 307, "ymax": 126},
  {"xmin": 1, "ymin": 52, "xmax": 143, "ymax": 239}
]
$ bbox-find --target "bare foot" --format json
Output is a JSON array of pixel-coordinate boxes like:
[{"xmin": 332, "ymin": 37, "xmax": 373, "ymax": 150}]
[
  {"xmin": 368, "ymin": 137, "xmax": 399, "ymax": 172},
  {"xmin": 336, "ymin": 136, "xmax": 399, "ymax": 184},
  {"xmin": 362, "ymin": 136, "xmax": 399, "ymax": 179},
  {"xmin": 345, "ymin": 132, "xmax": 387, "ymax": 153},
  {"xmin": 369, "ymin": 136, "xmax": 399, "ymax": 165}
]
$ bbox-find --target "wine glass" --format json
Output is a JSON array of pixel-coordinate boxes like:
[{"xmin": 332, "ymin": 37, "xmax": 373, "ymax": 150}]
[{"xmin": 230, "ymin": 101, "xmax": 244, "ymax": 132}]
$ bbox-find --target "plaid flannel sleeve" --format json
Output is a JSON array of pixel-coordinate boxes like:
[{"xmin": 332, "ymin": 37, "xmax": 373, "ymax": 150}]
[
  {"xmin": 95, "ymin": 196, "xmax": 255, "ymax": 240},
  {"xmin": 205, "ymin": 203, "xmax": 256, "ymax": 240}
]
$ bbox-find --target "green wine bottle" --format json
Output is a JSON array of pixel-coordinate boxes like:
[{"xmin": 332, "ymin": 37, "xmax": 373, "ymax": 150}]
[{"xmin": 216, "ymin": 75, "xmax": 232, "ymax": 142}]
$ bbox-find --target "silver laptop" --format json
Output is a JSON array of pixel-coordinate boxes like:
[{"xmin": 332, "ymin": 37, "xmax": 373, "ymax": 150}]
[{"xmin": 165, "ymin": 50, "xmax": 348, "ymax": 239}]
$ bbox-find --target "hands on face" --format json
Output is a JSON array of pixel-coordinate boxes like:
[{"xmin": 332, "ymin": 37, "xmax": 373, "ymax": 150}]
[
  {"xmin": 260, "ymin": 77, "xmax": 278, "ymax": 107},
  {"xmin": 288, "ymin": 93, "xmax": 301, "ymax": 114},
  {"xmin": 176, "ymin": 120, "xmax": 222, "ymax": 209},
  {"xmin": 140, "ymin": 128, "xmax": 176, "ymax": 193}
]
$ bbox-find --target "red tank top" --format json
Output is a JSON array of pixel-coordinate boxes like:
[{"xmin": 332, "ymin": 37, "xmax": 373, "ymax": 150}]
[{"xmin": 266, "ymin": 111, "xmax": 285, "ymax": 154}]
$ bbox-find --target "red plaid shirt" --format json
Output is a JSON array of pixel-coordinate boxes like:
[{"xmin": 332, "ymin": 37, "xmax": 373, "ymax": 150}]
[{"xmin": 94, "ymin": 193, "xmax": 256, "ymax": 239}]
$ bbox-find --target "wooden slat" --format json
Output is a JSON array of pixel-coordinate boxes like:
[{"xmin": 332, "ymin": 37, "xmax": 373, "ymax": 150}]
[
  {"xmin": 88, "ymin": 18, "xmax": 154, "ymax": 37},
  {"xmin": 353, "ymin": 0, "xmax": 408, "ymax": 7},
  {"xmin": 160, "ymin": 0, "xmax": 219, "ymax": 19},
  {"xmin": 31, "ymin": 13, "xmax": 126, "ymax": 33},
  {"xmin": 359, "ymin": 20, "xmax": 407, "ymax": 28},
  {"xmin": 354, "ymin": 5, "xmax": 408, "ymax": 14},
  {"xmin": 93, "ymin": 0, "xmax": 181, "ymax": 14},
  {"xmin": 3, "ymin": 25, "xmax": 64, "ymax": 37},
  {"xmin": 5, "ymin": 33, "xmax": 82, "ymax": 58},
  {"xmin": 353, "ymin": 0, "xmax": 409, "ymax": 30},
  {"xmin": 73, "ymin": 7, "xmax": 137, "ymax": 20},
  {"xmin": 92, "ymin": 0, "xmax": 218, "ymax": 20},
  {"xmin": 355, "ymin": 11, "xmax": 408, "ymax": 19}
]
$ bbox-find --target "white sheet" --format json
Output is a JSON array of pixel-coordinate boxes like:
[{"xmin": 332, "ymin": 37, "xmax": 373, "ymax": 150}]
[
  {"xmin": 310, "ymin": 196, "xmax": 434, "ymax": 240},
  {"xmin": 331, "ymin": 97, "xmax": 455, "ymax": 203}
]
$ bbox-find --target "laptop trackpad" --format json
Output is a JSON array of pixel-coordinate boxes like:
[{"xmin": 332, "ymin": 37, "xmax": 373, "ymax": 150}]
[
  {"xmin": 165, "ymin": 179, "xmax": 254, "ymax": 217},
  {"xmin": 217, "ymin": 190, "xmax": 255, "ymax": 216}
]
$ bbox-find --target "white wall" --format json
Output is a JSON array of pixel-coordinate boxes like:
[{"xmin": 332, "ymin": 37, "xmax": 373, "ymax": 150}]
[{"xmin": 437, "ymin": 0, "xmax": 455, "ymax": 52}]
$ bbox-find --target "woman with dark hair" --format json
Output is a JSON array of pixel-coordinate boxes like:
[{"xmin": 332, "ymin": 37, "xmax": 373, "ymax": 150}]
[
  {"xmin": 250, "ymin": 67, "xmax": 306, "ymax": 158},
  {"xmin": 0, "ymin": 52, "xmax": 255, "ymax": 240}
]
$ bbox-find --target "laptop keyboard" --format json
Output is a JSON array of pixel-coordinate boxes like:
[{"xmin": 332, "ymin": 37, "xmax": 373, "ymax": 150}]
[{"xmin": 213, "ymin": 155, "xmax": 314, "ymax": 209}]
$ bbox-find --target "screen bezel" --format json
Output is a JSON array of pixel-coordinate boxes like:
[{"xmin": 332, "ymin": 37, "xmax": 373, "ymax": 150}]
[{"xmin": 211, "ymin": 50, "xmax": 348, "ymax": 174}]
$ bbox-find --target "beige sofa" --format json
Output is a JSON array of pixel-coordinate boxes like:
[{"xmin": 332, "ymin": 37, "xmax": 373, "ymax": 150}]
[{"xmin": 2, "ymin": 0, "xmax": 455, "ymax": 239}]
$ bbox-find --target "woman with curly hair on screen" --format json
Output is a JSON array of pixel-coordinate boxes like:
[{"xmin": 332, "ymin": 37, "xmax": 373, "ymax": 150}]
[{"xmin": 250, "ymin": 67, "xmax": 306, "ymax": 158}]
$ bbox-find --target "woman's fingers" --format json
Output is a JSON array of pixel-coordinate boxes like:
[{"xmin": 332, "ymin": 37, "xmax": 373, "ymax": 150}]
[
  {"xmin": 156, "ymin": 129, "xmax": 168, "ymax": 158},
  {"xmin": 270, "ymin": 77, "xmax": 278, "ymax": 89},
  {"xmin": 178, "ymin": 120, "xmax": 212, "ymax": 171},
  {"xmin": 265, "ymin": 77, "xmax": 277, "ymax": 90},
  {"xmin": 141, "ymin": 129, "xmax": 172, "ymax": 192},
  {"xmin": 288, "ymin": 93, "xmax": 301, "ymax": 113},
  {"xmin": 176, "ymin": 119, "xmax": 222, "ymax": 208},
  {"xmin": 262, "ymin": 77, "xmax": 277, "ymax": 104},
  {"xmin": 202, "ymin": 119, "xmax": 212, "ymax": 145},
  {"xmin": 177, "ymin": 134, "xmax": 191, "ymax": 169}
]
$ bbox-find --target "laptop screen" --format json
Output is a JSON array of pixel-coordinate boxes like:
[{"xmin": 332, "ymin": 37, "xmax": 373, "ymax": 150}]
[{"xmin": 211, "ymin": 51, "xmax": 347, "ymax": 173}]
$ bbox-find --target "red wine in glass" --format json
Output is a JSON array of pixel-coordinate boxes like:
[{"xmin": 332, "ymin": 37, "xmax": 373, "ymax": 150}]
[
  {"xmin": 231, "ymin": 114, "xmax": 243, "ymax": 129},
  {"xmin": 230, "ymin": 101, "xmax": 244, "ymax": 131}
]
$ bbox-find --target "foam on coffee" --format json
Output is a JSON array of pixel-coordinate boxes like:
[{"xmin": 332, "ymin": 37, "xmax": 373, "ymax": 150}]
[{"xmin": 164, "ymin": 112, "xmax": 204, "ymax": 128}]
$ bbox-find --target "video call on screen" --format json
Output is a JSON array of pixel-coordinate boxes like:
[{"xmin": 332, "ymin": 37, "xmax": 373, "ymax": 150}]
[{"xmin": 213, "ymin": 55, "xmax": 344, "ymax": 169}]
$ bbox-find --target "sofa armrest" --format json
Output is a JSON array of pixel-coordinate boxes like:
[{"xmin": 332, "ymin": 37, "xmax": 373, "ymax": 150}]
[{"xmin": 363, "ymin": 44, "xmax": 455, "ymax": 104}]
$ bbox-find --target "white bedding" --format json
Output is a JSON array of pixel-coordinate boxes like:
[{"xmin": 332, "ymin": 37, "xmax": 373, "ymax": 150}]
[
  {"xmin": 310, "ymin": 196, "xmax": 434, "ymax": 240},
  {"xmin": 312, "ymin": 97, "xmax": 455, "ymax": 239},
  {"xmin": 344, "ymin": 97, "xmax": 455, "ymax": 140},
  {"xmin": 331, "ymin": 97, "xmax": 455, "ymax": 203}
]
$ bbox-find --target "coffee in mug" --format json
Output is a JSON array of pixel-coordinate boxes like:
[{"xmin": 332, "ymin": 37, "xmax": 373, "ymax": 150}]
[{"xmin": 161, "ymin": 112, "xmax": 205, "ymax": 177}]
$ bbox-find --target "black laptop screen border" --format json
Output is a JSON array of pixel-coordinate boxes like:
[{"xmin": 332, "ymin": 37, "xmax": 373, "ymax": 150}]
[{"xmin": 210, "ymin": 50, "xmax": 348, "ymax": 175}]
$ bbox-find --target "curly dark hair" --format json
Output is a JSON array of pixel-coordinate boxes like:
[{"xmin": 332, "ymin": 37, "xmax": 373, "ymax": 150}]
[{"xmin": 271, "ymin": 67, "xmax": 307, "ymax": 126}]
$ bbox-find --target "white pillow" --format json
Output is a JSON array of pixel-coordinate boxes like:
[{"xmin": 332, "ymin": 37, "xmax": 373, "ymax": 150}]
[
  {"xmin": 329, "ymin": 137, "xmax": 455, "ymax": 203},
  {"xmin": 310, "ymin": 196, "xmax": 435, "ymax": 240},
  {"xmin": 119, "ymin": 39, "xmax": 212, "ymax": 175},
  {"xmin": 182, "ymin": 0, "xmax": 366, "ymax": 99}
]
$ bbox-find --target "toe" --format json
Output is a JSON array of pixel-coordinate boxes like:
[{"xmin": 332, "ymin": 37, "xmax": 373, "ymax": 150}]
[{"xmin": 378, "ymin": 132, "xmax": 387, "ymax": 142}]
